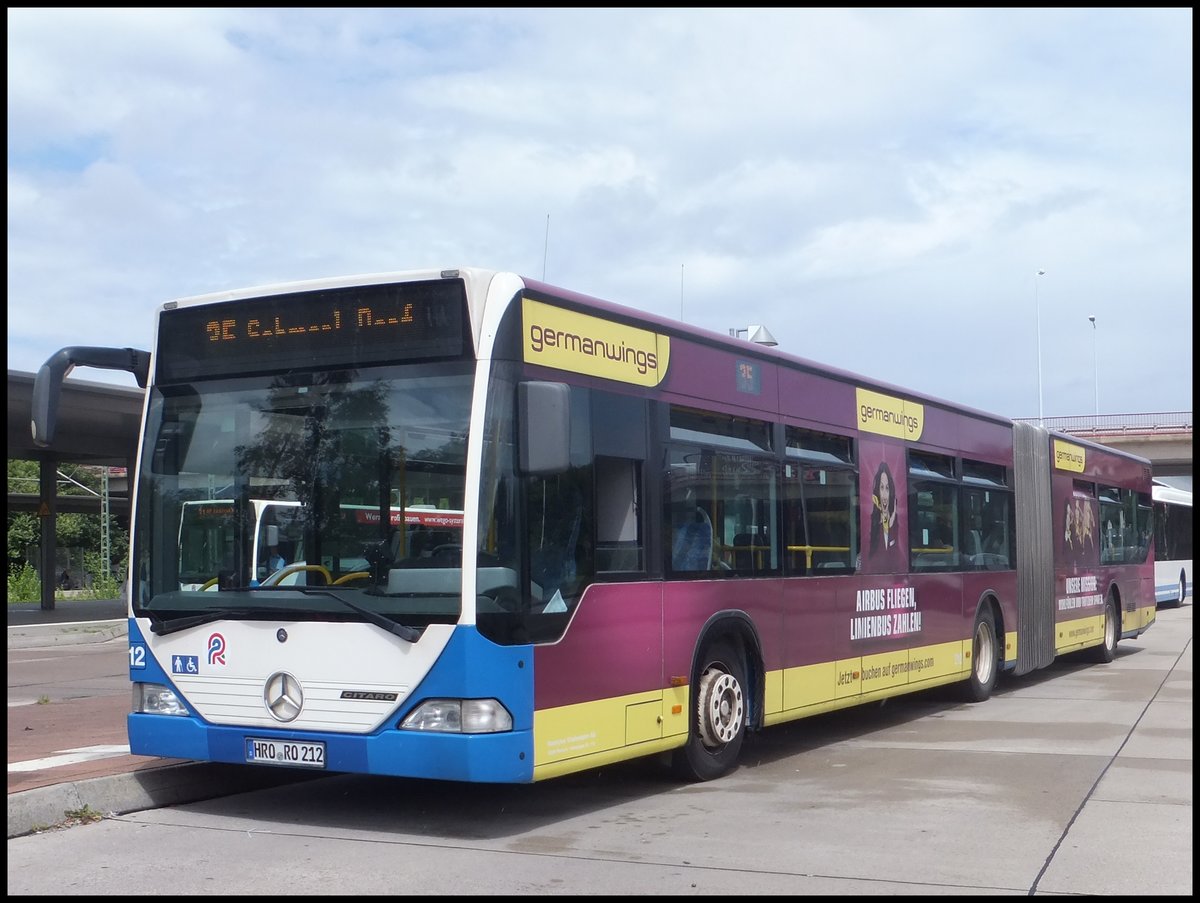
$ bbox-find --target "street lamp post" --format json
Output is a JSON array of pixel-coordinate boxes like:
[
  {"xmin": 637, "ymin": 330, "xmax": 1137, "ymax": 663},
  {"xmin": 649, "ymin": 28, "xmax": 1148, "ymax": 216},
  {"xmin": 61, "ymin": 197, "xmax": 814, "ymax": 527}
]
[
  {"xmin": 1088, "ymin": 315, "xmax": 1098, "ymax": 416},
  {"xmin": 1035, "ymin": 269, "xmax": 1045, "ymax": 423}
]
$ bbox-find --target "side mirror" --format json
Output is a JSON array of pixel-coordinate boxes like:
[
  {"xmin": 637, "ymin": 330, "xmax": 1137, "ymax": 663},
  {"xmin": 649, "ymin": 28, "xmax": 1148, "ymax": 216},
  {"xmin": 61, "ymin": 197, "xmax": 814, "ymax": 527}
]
[
  {"xmin": 518, "ymin": 381, "xmax": 570, "ymax": 475},
  {"xmin": 32, "ymin": 345, "xmax": 150, "ymax": 446}
]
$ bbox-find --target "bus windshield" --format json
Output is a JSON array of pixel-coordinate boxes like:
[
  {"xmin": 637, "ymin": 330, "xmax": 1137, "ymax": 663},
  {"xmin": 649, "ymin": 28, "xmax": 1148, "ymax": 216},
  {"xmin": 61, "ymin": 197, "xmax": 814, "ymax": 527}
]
[{"xmin": 133, "ymin": 363, "xmax": 475, "ymax": 632}]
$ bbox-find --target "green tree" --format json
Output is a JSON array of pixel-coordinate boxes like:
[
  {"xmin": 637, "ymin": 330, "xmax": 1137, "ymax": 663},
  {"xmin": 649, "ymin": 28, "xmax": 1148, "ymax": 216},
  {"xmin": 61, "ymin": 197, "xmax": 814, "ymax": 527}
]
[
  {"xmin": 8, "ymin": 460, "xmax": 43, "ymax": 572},
  {"xmin": 7, "ymin": 459, "xmax": 130, "ymax": 587},
  {"xmin": 7, "ymin": 512, "xmax": 39, "ymax": 572}
]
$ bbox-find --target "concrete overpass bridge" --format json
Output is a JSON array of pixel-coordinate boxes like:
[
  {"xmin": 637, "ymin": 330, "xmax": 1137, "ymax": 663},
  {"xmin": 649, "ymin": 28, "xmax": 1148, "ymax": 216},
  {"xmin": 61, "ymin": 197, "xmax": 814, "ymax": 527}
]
[{"xmin": 1021, "ymin": 412, "xmax": 1193, "ymax": 488}]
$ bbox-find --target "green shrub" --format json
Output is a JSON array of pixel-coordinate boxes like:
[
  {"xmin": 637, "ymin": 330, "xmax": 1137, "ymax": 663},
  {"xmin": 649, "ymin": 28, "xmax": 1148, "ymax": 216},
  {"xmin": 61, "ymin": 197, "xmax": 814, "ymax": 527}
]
[
  {"xmin": 7, "ymin": 564, "xmax": 41, "ymax": 602},
  {"xmin": 86, "ymin": 572, "xmax": 123, "ymax": 600},
  {"xmin": 82, "ymin": 551, "xmax": 125, "ymax": 599}
]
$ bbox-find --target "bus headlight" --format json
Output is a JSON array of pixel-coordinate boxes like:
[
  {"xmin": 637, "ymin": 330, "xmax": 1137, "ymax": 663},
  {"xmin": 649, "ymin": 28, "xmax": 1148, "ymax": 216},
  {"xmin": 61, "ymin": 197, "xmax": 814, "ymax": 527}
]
[
  {"xmin": 133, "ymin": 682, "xmax": 189, "ymax": 716},
  {"xmin": 400, "ymin": 698, "xmax": 512, "ymax": 733}
]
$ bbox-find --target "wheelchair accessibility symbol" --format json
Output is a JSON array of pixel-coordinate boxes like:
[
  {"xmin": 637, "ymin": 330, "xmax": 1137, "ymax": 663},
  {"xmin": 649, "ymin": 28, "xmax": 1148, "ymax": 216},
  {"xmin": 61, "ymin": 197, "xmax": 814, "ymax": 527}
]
[{"xmin": 172, "ymin": 655, "xmax": 200, "ymax": 675}]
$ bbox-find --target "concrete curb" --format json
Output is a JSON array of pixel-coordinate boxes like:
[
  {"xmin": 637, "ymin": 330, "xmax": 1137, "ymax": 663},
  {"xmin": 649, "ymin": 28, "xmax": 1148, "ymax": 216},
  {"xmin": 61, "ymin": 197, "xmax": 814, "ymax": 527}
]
[
  {"xmin": 8, "ymin": 762, "xmax": 322, "ymax": 839},
  {"xmin": 7, "ymin": 619, "xmax": 127, "ymax": 650}
]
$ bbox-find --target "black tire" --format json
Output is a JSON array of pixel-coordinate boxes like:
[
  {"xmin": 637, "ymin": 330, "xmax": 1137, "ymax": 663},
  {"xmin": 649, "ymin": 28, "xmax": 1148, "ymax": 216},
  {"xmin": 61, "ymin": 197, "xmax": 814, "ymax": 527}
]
[
  {"xmin": 672, "ymin": 639, "xmax": 747, "ymax": 782},
  {"xmin": 1088, "ymin": 593, "xmax": 1119, "ymax": 663},
  {"xmin": 960, "ymin": 606, "xmax": 998, "ymax": 702}
]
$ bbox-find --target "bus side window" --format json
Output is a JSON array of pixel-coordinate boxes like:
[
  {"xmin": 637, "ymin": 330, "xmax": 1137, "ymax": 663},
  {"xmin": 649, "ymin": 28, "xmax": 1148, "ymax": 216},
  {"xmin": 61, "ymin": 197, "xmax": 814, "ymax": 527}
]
[
  {"xmin": 672, "ymin": 504, "xmax": 714, "ymax": 572},
  {"xmin": 596, "ymin": 457, "xmax": 642, "ymax": 572},
  {"xmin": 783, "ymin": 429, "xmax": 858, "ymax": 576}
]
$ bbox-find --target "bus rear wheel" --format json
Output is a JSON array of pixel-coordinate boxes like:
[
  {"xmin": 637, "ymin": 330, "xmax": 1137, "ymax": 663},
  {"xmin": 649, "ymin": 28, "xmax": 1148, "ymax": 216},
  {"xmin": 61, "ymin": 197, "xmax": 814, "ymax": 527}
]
[
  {"xmin": 960, "ymin": 606, "xmax": 998, "ymax": 702},
  {"xmin": 672, "ymin": 639, "xmax": 747, "ymax": 782},
  {"xmin": 1088, "ymin": 594, "xmax": 1119, "ymax": 663}
]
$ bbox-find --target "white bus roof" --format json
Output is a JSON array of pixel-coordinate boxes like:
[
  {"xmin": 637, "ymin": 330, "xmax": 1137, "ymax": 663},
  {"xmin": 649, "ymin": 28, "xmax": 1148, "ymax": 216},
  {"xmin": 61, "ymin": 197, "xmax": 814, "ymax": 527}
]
[{"xmin": 1152, "ymin": 481, "xmax": 1193, "ymax": 507}]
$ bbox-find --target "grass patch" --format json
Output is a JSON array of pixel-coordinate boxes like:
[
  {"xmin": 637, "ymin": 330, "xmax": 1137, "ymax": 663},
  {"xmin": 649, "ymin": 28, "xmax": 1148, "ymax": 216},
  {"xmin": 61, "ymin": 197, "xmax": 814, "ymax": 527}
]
[{"xmin": 63, "ymin": 804, "xmax": 104, "ymax": 825}]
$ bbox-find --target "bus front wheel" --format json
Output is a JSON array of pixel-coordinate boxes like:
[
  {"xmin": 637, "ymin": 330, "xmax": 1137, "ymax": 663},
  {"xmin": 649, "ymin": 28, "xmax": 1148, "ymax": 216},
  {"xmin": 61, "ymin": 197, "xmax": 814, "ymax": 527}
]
[
  {"xmin": 672, "ymin": 639, "xmax": 747, "ymax": 782},
  {"xmin": 960, "ymin": 606, "xmax": 998, "ymax": 703}
]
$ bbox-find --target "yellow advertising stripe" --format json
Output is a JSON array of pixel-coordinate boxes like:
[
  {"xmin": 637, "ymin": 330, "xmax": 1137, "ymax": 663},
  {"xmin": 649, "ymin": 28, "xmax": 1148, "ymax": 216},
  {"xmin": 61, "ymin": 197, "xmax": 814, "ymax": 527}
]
[
  {"xmin": 533, "ymin": 735, "xmax": 684, "ymax": 782},
  {"xmin": 1124, "ymin": 604, "xmax": 1157, "ymax": 633},
  {"xmin": 763, "ymin": 672, "xmax": 973, "ymax": 726},
  {"xmin": 535, "ymin": 633, "xmax": 1022, "ymax": 779},
  {"xmin": 774, "ymin": 639, "xmax": 969, "ymax": 717},
  {"xmin": 1055, "ymin": 613, "xmax": 1104, "ymax": 653},
  {"xmin": 533, "ymin": 686, "xmax": 689, "ymax": 771}
]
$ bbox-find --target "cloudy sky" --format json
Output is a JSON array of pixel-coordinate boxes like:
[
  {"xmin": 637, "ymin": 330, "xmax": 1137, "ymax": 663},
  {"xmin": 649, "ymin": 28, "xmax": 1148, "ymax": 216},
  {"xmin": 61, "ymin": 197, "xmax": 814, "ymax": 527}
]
[{"xmin": 7, "ymin": 8, "xmax": 1193, "ymax": 422}]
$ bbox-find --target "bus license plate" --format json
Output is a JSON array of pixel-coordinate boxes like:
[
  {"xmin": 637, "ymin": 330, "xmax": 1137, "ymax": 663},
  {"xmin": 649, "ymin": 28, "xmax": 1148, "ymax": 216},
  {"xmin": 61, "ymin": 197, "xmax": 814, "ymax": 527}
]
[{"xmin": 245, "ymin": 737, "xmax": 326, "ymax": 769}]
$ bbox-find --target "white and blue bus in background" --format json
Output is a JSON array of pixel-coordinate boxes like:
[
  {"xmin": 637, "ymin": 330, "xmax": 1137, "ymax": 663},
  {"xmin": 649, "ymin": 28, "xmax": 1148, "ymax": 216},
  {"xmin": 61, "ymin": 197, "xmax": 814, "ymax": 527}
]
[{"xmin": 1152, "ymin": 480, "xmax": 1192, "ymax": 607}]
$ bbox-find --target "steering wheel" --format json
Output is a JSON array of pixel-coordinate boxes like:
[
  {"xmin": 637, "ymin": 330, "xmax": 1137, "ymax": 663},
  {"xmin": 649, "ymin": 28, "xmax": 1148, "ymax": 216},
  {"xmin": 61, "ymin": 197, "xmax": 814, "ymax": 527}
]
[{"xmin": 482, "ymin": 584, "xmax": 524, "ymax": 613}]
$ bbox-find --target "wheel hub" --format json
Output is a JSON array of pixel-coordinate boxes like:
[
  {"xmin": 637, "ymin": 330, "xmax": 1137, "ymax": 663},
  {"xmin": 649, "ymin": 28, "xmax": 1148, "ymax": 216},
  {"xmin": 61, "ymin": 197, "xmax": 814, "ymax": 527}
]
[{"xmin": 697, "ymin": 668, "xmax": 744, "ymax": 748}]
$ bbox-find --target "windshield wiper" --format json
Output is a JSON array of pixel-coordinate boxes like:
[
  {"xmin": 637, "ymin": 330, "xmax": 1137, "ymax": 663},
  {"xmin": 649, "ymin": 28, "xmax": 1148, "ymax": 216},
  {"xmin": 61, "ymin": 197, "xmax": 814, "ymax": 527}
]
[
  {"xmin": 292, "ymin": 588, "xmax": 424, "ymax": 643},
  {"xmin": 146, "ymin": 607, "xmax": 260, "ymax": 636},
  {"xmin": 144, "ymin": 591, "xmax": 424, "ymax": 642}
]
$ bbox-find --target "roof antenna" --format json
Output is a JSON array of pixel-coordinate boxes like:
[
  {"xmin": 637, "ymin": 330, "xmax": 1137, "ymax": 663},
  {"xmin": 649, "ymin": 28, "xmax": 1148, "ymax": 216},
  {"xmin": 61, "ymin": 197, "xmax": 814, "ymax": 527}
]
[{"xmin": 542, "ymin": 214, "xmax": 550, "ymax": 280}]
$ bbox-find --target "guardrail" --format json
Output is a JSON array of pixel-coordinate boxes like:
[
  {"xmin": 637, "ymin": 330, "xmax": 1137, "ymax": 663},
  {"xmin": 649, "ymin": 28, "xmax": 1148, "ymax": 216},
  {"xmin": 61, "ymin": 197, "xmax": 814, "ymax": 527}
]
[{"xmin": 1014, "ymin": 412, "xmax": 1192, "ymax": 436}]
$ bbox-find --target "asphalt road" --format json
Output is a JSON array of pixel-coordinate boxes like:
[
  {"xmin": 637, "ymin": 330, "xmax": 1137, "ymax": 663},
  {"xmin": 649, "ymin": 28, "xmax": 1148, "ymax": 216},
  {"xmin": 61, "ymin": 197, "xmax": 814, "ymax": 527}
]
[{"xmin": 6, "ymin": 600, "xmax": 1192, "ymax": 895}]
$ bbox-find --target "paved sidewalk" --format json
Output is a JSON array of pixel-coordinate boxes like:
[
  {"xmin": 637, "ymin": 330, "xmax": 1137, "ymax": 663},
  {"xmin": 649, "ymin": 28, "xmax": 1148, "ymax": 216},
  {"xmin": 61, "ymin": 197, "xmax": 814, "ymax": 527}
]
[
  {"xmin": 7, "ymin": 597, "xmax": 127, "ymax": 626},
  {"xmin": 8, "ymin": 600, "xmax": 302, "ymax": 838}
]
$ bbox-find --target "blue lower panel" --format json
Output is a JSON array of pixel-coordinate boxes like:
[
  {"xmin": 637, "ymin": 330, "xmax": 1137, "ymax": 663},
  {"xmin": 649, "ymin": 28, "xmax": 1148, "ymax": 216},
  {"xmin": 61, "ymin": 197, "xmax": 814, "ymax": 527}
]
[
  {"xmin": 1155, "ymin": 580, "xmax": 1191, "ymax": 603},
  {"xmin": 127, "ymin": 620, "xmax": 536, "ymax": 783},
  {"xmin": 129, "ymin": 716, "xmax": 535, "ymax": 783}
]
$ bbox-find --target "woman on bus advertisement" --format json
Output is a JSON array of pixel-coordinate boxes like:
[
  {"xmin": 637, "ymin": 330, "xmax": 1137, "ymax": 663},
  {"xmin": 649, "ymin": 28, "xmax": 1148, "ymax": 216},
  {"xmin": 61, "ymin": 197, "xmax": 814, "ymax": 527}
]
[
  {"xmin": 862, "ymin": 444, "xmax": 906, "ymax": 574},
  {"xmin": 1061, "ymin": 490, "xmax": 1097, "ymax": 568}
]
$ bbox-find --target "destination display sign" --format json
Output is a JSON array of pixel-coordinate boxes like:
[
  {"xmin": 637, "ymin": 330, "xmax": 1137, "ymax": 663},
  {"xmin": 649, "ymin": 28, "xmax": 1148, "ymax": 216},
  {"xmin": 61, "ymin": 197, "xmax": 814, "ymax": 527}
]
[{"xmin": 156, "ymin": 279, "xmax": 469, "ymax": 382}]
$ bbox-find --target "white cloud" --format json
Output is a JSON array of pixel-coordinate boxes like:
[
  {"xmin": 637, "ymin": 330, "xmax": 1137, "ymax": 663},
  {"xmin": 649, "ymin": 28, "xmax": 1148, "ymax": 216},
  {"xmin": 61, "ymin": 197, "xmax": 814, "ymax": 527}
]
[{"xmin": 7, "ymin": 7, "xmax": 1193, "ymax": 418}]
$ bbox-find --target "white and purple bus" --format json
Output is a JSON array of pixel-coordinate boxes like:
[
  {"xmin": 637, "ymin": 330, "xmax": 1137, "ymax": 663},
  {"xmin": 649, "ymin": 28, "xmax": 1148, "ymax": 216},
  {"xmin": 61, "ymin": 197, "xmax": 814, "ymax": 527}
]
[{"xmin": 31, "ymin": 267, "xmax": 1156, "ymax": 783}]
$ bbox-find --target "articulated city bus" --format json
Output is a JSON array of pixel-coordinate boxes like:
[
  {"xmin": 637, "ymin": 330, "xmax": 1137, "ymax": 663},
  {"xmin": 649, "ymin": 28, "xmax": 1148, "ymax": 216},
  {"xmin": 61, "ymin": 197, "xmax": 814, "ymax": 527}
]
[{"xmin": 31, "ymin": 267, "xmax": 1156, "ymax": 783}]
